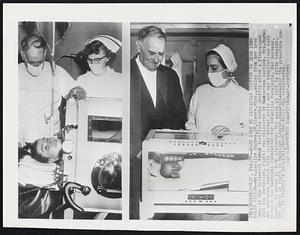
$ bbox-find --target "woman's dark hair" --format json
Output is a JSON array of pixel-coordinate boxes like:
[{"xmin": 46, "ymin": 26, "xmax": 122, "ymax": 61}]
[
  {"xmin": 75, "ymin": 40, "xmax": 116, "ymax": 73},
  {"xmin": 206, "ymin": 50, "xmax": 227, "ymax": 70},
  {"xmin": 18, "ymin": 143, "xmax": 32, "ymax": 161},
  {"xmin": 29, "ymin": 140, "xmax": 49, "ymax": 163}
]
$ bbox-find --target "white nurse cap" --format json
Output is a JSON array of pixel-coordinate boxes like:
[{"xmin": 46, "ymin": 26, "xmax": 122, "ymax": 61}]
[
  {"xmin": 85, "ymin": 35, "xmax": 122, "ymax": 53},
  {"xmin": 210, "ymin": 44, "xmax": 237, "ymax": 72}
]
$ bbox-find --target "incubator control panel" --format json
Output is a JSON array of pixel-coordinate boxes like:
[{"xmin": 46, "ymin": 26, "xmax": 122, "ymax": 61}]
[
  {"xmin": 187, "ymin": 194, "xmax": 215, "ymax": 203},
  {"xmin": 143, "ymin": 129, "xmax": 249, "ymax": 155},
  {"xmin": 141, "ymin": 129, "xmax": 249, "ymax": 215}
]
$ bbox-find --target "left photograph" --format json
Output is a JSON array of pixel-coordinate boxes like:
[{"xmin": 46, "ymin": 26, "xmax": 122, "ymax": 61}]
[{"xmin": 18, "ymin": 22, "xmax": 123, "ymax": 220}]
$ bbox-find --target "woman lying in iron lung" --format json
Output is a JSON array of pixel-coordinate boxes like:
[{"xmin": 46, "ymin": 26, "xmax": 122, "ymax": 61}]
[
  {"xmin": 18, "ymin": 137, "xmax": 63, "ymax": 186},
  {"xmin": 18, "ymin": 135, "xmax": 122, "ymax": 218},
  {"xmin": 18, "ymin": 136, "xmax": 64, "ymax": 218}
]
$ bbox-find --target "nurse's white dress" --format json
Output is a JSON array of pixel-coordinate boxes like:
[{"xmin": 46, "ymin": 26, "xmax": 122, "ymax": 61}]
[
  {"xmin": 185, "ymin": 81, "xmax": 249, "ymax": 133},
  {"xmin": 185, "ymin": 81, "xmax": 248, "ymax": 221},
  {"xmin": 76, "ymin": 67, "xmax": 123, "ymax": 99}
]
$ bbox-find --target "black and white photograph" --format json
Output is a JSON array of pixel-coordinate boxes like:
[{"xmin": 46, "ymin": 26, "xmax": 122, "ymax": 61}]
[
  {"xmin": 130, "ymin": 23, "xmax": 249, "ymax": 220},
  {"xmin": 2, "ymin": 3, "xmax": 296, "ymax": 232},
  {"xmin": 17, "ymin": 21, "xmax": 123, "ymax": 220}
]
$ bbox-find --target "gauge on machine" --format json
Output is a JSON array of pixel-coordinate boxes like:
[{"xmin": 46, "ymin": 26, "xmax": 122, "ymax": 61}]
[{"xmin": 91, "ymin": 152, "xmax": 122, "ymax": 199}]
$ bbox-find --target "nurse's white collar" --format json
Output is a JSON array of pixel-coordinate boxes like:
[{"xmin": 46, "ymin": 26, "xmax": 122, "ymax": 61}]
[{"xmin": 89, "ymin": 66, "xmax": 113, "ymax": 77}]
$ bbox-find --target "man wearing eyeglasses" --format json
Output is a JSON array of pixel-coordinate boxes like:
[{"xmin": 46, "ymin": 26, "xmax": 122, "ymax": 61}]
[
  {"xmin": 19, "ymin": 34, "xmax": 86, "ymax": 145},
  {"xmin": 130, "ymin": 25, "xmax": 187, "ymax": 218}
]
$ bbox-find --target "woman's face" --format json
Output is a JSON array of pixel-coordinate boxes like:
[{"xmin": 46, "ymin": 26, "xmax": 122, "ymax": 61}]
[
  {"xmin": 87, "ymin": 51, "xmax": 108, "ymax": 76},
  {"xmin": 35, "ymin": 137, "xmax": 62, "ymax": 162},
  {"xmin": 206, "ymin": 54, "xmax": 231, "ymax": 87},
  {"xmin": 206, "ymin": 54, "xmax": 226, "ymax": 73}
]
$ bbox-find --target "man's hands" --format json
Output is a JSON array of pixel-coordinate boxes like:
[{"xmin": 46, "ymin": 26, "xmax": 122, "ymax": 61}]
[{"xmin": 67, "ymin": 86, "xmax": 86, "ymax": 100}]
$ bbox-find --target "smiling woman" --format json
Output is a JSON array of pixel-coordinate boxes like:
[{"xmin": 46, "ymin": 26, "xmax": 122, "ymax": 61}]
[{"xmin": 30, "ymin": 137, "xmax": 63, "ymax": 163}]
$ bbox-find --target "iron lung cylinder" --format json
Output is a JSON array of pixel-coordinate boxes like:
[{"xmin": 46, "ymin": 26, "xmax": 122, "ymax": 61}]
[{"xmin": 64, "ymin": 98, "xmax": 122, "ymax": 213}]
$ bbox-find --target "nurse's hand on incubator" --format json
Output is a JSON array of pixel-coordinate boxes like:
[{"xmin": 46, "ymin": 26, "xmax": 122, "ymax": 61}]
[
  {"xmin": 211, "ymin": 125, "xmax": 231, "ymax": 136},
  {"xmin": 67, "ymin": 86, "xmax": 86, "ymax": 100}
]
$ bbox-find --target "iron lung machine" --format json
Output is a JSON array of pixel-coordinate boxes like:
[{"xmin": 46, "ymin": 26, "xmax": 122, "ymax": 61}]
[
  {"xmin": 140, "ymin": 129, "xmax": 249, "ymax": 219},
  {"xmin": 63, "ymin": 98, "xmax": 122, "ymax": 216}
]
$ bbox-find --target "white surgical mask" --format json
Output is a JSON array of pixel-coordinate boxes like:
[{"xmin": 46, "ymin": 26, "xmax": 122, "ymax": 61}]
[
  {"xmin": 22, "ymin": 51, "xmax": 46, "ymax": 77},
  {"xmin": 89, "ymin": 64, "xmax": 106, "ymax": 76},
  {"xmin": 208, "ymin": 69, "xmax": 228, "ymax": 87},
  {"xmin": 26, "ymin": 63, "xmax": 44, "ymax": 77}
]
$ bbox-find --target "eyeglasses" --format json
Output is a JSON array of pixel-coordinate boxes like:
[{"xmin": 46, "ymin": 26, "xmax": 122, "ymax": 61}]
[{"xmin": 87, "ymin": 54, "xmax": 107, "ymax": 64}]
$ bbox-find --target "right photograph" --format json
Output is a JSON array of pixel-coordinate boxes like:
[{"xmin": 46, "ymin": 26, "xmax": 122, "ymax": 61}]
[{"xmin": 130, "ymin": 23, "xmax": 249, "ymax": 220}]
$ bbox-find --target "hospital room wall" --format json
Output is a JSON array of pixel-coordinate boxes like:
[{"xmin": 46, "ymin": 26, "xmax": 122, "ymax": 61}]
[
  {"xmin": 130, "ymin": 34, "xmax": 249, "ymax": 109},
  {"xmin": 18, "ymin": 22, "xmax": 122, "ymax": 80}
]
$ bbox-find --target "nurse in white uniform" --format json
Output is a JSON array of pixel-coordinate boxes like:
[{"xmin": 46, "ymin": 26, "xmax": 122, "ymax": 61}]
[
  {"xmin": 185, "ymin": 44, "xmax": 249, "ymax": 136},
  {"xmin": 76, "ymin": 35, "xmax": 122, "ymax": 99}
]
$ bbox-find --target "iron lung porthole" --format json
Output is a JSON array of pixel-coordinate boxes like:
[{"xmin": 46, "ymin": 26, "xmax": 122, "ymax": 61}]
[{"xmin": 91, "ymin": 152, "xmax": 122, "ymax": 199}]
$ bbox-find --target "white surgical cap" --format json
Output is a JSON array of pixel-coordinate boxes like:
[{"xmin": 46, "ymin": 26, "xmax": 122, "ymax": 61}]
[
  {"xmin": 210, "ymin": 44, "xmax": 237, "ymax": 72},
  {"xmin": 85, "ymin": 35, "xmax": 122, "ymax": 53}
]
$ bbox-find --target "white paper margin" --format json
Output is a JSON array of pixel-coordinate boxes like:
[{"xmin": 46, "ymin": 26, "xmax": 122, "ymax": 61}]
[{"xmin": 3, "ymin": 3, "xmax": 297, "ymax": 232}]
